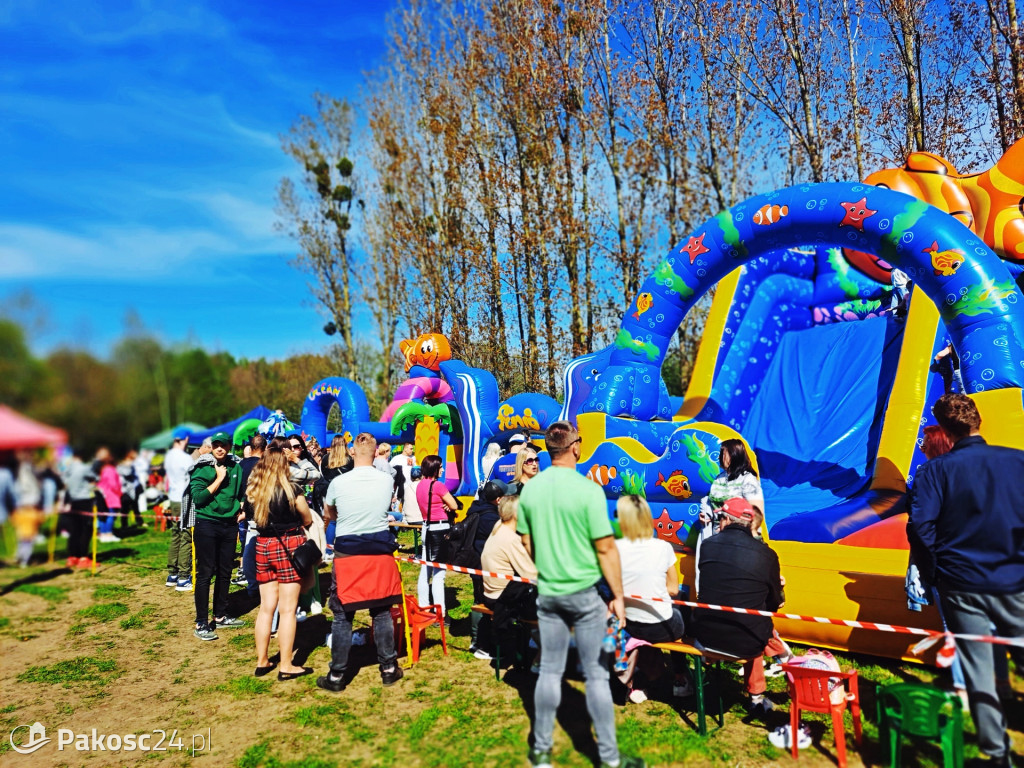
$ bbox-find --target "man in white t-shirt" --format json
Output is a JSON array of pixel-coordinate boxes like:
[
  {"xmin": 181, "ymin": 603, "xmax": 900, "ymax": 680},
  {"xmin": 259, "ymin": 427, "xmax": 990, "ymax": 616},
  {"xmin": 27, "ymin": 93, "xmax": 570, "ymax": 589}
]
[
  {"xmin": 318, "ymin": 432, "xmax": 404, "ymax": 692},
  {"xmin": 164, "ymin": 429, "xmax": 195, "ymax": 589},
  {"xmin": 390, "ymin": 443, "xmax": 418, "ymax": 520}
]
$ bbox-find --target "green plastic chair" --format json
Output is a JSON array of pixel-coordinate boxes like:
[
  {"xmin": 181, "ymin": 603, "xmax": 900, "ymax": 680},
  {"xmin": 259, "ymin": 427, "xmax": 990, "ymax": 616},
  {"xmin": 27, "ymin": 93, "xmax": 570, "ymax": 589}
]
[{"xmin": 876, "ymin": 682, "xmax": 964, "ymax": 768}]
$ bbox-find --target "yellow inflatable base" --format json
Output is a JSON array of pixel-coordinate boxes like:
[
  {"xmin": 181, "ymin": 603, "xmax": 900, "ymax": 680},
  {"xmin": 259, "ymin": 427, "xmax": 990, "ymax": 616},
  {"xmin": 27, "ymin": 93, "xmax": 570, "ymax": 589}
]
[{"xmin": 676, "ymin": 541, "xmax": 942, "ymax": 663}]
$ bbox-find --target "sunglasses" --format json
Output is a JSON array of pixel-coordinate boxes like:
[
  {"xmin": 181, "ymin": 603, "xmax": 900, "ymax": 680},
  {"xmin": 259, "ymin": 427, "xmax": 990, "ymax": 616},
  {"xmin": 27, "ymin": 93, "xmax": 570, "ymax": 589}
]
[
  {"xmin": 289, "ymin": 443, "xmax": 303, "ymax": 451},
  {"xmin": 524, "ymin": 458, "xmax": 538, "ymax": 465}
]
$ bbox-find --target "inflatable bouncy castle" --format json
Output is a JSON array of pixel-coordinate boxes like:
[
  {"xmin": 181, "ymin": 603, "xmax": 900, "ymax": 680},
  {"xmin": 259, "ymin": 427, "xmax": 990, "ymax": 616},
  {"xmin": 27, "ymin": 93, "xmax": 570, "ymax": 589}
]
[
  {"xmin": 559, "ymin": 139, "xmax": 1024, "ymax": 660},
  {"xmin": 300, "ymin": 139, "xmax": 1024, "ymax": 660},
  {"xmin": 300, "ymin": 334, "xmax": 562, "ymax": 495}
]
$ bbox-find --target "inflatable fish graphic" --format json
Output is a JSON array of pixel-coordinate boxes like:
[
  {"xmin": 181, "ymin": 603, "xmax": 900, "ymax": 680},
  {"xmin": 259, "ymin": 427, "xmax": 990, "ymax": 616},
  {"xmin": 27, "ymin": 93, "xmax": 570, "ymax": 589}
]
[
  {"xmin": 631, "ymin": 292, "xmax": 653, "ymax": 321},
  {"xmin": 656, "ymin": 470, "xmax": 692, "ymax": 499},
  {"xmin": 585, "ymin": 464, "xmax": 618, "ymax": 485},
  {"xmin": 924, "ymin": 241, "xmax": 965, "ymax": 277},
  {"xmin": 752, "ymin": 204, "xmax": 788, "ymax": 225}
]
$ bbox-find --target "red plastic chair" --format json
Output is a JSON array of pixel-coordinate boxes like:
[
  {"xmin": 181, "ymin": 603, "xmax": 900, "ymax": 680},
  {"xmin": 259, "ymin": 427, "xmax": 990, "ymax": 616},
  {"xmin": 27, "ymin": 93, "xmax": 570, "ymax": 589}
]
[
  {"xmin": 782, "ymin": 663, "xmax": 863, "ymax": 767},
  {"xmin": 401, "ymin": 595, "xmax": 448, "ymax": 664}
]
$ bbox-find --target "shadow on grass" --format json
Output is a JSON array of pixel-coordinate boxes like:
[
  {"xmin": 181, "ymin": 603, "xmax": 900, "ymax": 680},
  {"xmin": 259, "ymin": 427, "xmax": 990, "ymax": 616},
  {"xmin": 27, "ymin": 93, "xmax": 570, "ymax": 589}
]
[
  {"xmin": 501, "ymin": 655, "xmax": 602, "ymax": 766},
  {"xmin": 0, "ymin": 567, "xmax": 73, "ymax": 594}
]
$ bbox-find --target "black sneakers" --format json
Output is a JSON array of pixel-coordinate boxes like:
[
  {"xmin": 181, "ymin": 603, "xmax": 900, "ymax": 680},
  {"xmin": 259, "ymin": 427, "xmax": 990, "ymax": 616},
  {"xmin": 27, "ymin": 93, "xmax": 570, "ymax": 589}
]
[
  {"xmin": 381, "ymin": 666, "xmax": 404, "ymax": 686},
  {"xmin": 316, "ymin": 674, "xmax": 346, "ymax": 692}
]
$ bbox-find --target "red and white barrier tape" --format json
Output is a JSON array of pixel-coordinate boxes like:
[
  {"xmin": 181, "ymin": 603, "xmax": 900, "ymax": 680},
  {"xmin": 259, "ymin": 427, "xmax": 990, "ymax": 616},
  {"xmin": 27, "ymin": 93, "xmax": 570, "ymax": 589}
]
[{"xmin": 395, "ymin": 554, "xmax": 1024, "ymax": 649}]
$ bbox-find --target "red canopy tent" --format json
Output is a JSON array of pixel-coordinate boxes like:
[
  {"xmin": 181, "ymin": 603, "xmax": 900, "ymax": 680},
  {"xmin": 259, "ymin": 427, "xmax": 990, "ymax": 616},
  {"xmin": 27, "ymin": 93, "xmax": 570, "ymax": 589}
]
[{"xmin": 0, "ymin": 405, "xmax": 67, "ymax": 451}]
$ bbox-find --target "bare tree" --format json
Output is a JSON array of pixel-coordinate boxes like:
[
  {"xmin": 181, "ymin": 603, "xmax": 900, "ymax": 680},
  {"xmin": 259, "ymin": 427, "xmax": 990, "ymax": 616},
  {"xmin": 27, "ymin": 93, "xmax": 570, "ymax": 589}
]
[{"xmin": 277, "ymin": 94, "xmax": 360, "ymax": 379}]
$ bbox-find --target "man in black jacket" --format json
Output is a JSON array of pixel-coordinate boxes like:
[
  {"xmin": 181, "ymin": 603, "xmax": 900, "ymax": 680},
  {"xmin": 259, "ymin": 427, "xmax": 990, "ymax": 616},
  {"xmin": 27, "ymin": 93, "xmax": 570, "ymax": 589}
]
[
  {"xmin": 909, "ymin": 394, "xmax": 1024, "ymax": 768},
  {"xmin": 691, "ymin": 498, "xmax": 784, "ymax": 715}
]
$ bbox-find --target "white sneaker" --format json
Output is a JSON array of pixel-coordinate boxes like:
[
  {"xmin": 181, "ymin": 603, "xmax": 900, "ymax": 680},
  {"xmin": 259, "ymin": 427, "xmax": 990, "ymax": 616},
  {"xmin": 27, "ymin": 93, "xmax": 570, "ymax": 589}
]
[
  {"xmin": 628, "ymin": 688, "xmax": 648, "ymax": 704},
  {"xmin": 764, "ymin": 663, "xmax": 785, "ymax": 678},
  {"xmin": 474, "ymin": 648, "xmax": 493, "ymax": 661},
  {"xmin": 673, "ymin": 679, "xmax": 694, "ymax": 697},
  {"xmin": 295, "ymin": 609, "xmax": 308, "ymax": 623},
  {"xmin": 768, "ymin": 724, "xmax": 812, "ymax": 750},
  {"xmin": 309, "ymin": 600, "xmax": 323, "ymax": 616}
]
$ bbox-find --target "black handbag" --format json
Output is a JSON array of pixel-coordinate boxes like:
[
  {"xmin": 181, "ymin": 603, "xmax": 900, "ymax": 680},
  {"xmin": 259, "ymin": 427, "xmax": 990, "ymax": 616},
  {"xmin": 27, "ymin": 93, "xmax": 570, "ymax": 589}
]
[{"xmin": 289, "ymin": 538, "xmax": 321, "ymax": 575}]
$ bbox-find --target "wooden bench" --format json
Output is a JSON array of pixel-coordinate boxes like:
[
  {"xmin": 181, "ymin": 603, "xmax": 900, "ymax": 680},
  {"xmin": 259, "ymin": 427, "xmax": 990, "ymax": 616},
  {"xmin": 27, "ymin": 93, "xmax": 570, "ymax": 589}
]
[
  {"xmin": 471, "ymin": 603, "xmax": 537, "ymax": 680},
  {"xmin": 389, "ymin": 521, "xmax": 423, "ymax": 549},
  {"xmin": 650, "ymin": 640, "xmax": 731, "ymax": 736}
]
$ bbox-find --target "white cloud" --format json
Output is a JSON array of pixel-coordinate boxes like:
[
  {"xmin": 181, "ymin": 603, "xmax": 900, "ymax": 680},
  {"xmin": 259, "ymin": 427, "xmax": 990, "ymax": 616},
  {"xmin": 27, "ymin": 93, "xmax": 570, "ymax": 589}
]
[{"xmin": 0, "ymin": 221, "xmax": 275, "ymax": 280}]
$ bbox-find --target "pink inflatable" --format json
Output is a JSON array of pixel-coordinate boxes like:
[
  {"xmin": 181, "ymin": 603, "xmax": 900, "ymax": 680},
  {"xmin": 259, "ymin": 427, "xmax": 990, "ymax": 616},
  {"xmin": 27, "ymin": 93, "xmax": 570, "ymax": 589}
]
[{"xmin": 379, "ymin": 377, "xmax": 455, "ymax": 424}]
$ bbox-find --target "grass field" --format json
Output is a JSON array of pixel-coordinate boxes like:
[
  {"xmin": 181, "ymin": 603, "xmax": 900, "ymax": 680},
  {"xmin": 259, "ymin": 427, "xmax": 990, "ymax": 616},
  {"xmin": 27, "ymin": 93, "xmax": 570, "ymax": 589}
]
[{"xmin": 1, "ymin": 522, "xmax": 1021, "ymax": 767}]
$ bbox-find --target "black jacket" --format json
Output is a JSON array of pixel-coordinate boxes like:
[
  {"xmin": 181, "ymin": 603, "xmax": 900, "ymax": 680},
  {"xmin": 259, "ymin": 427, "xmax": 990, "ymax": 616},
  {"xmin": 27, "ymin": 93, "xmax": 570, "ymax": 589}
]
[
  {"xmin": 692, "ymin": 526, "xmax": 783, "ymax": 659},
  {"xmin": 465, "ymin": 499, "xmax": 500, "ymax": 555},
  {"xmin": 908, "ymin": 435, "xmax": 1024, "ymax": 594}
]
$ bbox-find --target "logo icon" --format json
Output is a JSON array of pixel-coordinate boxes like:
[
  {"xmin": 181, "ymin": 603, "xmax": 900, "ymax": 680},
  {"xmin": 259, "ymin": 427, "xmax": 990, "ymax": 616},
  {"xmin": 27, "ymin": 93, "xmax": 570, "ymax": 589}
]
[{"xmin": 10, "ymin": 722, "xmax": 50, "ymax": 754}]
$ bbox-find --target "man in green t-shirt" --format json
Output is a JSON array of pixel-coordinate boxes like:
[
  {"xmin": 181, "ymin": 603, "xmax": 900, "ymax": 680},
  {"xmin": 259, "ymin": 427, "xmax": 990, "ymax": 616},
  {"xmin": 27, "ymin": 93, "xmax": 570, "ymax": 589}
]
[
  {"xmin": 518, "ymin": 421, "xmax": 644, "ymax": 768},
  {"xmin": 190, "ymin": 431, "xmax": 245, "ymax": 641}
]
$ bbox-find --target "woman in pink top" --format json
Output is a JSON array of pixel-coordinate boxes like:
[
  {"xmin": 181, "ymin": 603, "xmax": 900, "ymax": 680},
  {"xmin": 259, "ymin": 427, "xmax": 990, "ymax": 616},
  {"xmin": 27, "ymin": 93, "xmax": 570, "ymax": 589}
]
[
  {"xmin": 415, "ymin": 454, "xmax": 458, "ymax": 620},
  {"xmin": 94, "ymin": 447, "xmax": 123, "ymax": 542}
]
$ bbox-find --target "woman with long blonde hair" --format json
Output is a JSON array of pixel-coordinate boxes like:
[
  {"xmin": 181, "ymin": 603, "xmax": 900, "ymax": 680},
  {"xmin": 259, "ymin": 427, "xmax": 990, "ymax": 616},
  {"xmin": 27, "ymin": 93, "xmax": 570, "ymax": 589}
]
[
  {"xmin": 316, "ymin": 434, "xmax": 353, "ymax": 563},
  {"xmin": 249, "ymin": 443, "xmax": 313, "ymax": 680},
  {"xmin": 509, "ymin": 447, "xmax": 539, "ymax": 495}
]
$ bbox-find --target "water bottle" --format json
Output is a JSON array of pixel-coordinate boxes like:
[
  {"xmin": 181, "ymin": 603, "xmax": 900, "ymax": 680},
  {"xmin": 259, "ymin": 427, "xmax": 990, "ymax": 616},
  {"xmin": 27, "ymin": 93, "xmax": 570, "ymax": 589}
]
[{"xmin": 601, "ymin": 626, "xmax": 617, "ymax": 655}]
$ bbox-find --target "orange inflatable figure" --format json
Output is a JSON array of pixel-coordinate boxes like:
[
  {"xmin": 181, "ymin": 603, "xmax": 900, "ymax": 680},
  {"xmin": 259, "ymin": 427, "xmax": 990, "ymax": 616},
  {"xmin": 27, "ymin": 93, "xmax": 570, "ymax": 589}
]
[
  {"xmin": 399, "ymin": 333, "xmax": 452, "ymax": 373},
  {"xmin": 843, "ymin": 139, "xmax": 1024, "ymax": 280}
]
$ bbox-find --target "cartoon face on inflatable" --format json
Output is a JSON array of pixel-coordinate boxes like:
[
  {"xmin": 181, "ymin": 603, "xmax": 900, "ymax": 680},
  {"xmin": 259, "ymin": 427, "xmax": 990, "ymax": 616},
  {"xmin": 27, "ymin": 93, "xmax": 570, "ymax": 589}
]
[{"xmin": 399, "ymin": 333, "xmax": 453, "ymax": 372}]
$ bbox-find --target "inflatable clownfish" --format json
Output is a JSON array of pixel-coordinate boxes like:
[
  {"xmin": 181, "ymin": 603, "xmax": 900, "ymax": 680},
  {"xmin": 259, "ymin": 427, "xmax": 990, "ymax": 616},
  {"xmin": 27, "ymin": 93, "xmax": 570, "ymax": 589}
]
[{"xmin": 400, "ymin": 333, "xmax": 452, "ymax": 373}]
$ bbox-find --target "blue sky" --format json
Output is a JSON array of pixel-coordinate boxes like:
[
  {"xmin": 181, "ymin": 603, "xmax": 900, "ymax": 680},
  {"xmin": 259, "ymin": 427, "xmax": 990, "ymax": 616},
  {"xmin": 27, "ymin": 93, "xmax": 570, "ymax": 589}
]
[{"xmin": 0, "ymin": 0, "xmax": 395, "ymax": 360}]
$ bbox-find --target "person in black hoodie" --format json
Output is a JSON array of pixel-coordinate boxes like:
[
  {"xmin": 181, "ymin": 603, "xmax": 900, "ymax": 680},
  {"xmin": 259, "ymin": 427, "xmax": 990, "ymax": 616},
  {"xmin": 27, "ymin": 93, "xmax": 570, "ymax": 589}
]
[{"xmin": 466, "ymin": 480, "xmax": 505, "ymax": 659}]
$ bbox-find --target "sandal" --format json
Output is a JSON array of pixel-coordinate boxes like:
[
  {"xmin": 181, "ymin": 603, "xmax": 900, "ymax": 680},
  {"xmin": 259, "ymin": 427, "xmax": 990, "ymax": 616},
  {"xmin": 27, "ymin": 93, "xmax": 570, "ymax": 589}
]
[{"xmin": 278, "ymin": 667, "xmax": 313, "ymax": 681}]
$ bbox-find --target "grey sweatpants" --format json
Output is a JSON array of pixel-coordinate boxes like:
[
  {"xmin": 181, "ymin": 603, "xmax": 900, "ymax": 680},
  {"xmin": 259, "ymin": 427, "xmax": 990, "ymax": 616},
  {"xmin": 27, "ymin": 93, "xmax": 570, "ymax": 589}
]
[
  {"xmin": 534, "ymin": 586, "xmax": 618, "ymax": 764},
  {"xmin": 939, "ymin": 589, "xmax": 1024, "ymax": 759}
]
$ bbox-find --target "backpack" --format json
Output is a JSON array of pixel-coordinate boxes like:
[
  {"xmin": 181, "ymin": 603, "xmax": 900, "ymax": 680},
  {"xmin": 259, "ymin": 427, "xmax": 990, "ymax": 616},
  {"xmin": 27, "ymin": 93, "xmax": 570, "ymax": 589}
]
[
  {"xmin": 785, "ymin": 648, "xmax": 846, "ymax": 705},
  {"xmin": 444, "ymin": 512, "xmax": 482, "ymax": 569}
]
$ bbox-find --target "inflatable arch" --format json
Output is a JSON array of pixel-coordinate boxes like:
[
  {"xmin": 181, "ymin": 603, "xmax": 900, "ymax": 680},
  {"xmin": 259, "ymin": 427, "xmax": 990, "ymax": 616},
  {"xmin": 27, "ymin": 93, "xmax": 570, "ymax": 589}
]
[
  {"xmin": 300, "ymin": 377, "xmax": 371, "ymax": 447},
  {"xmin": 584, "ymin": 182, "xmax": 1024, "ymax": 421}
]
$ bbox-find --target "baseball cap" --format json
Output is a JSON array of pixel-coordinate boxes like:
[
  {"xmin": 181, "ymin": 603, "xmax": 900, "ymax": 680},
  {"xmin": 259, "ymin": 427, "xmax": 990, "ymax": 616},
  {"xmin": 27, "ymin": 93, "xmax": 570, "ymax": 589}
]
[
  {"xmin": 210, "ymin": 431, "xmax": 232, "ymax": 446},
  {"xmin": 719, "ymin": 498, "xmax": 756, "ymax": 521},
  {"xmin": 480, "ymin": 479, "xmax": 509, "ymax": 501},
  {"xmin": 508, "ymin": 434, "xmax": 527, "ymax": 445},
  {"xmin": 171, "ymin": 428, "xmax": 190, "ymax": 443}
]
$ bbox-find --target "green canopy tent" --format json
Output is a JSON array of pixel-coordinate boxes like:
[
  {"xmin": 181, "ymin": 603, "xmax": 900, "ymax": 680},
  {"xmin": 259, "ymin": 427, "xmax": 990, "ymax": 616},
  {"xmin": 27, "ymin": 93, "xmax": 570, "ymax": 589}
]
[{"xmin": 139, "ymin": 422, "xmax": 206, "ymax": 452}]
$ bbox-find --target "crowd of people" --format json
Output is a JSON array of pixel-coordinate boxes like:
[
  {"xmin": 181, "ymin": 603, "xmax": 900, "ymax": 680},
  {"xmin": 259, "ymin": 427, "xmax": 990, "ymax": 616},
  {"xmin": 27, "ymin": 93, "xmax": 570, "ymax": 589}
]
[{"xmin": 1, "ymin": 390, "xmax": 1021, "ymax": 768}]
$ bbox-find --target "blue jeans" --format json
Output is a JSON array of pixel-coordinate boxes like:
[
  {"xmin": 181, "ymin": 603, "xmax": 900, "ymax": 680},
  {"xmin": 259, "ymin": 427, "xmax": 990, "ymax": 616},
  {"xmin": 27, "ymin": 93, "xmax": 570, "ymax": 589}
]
[
  {"xmin": 534, "ymin": 586, "xmax": 618, "ymax": 764},
  {"xmin": 241, "ymin": 529, "xmax": 259, "ymax": 598},
  {"xmin": 100, "ymin": 509, "xmax": 118, "ymax": 535}
]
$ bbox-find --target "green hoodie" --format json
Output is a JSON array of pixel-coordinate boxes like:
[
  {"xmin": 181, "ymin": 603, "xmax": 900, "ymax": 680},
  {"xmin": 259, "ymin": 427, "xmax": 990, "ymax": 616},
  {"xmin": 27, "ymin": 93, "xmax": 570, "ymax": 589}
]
[{"xmin": 190, "ymin": 458, "xmax": 243, "ymax": 522}]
